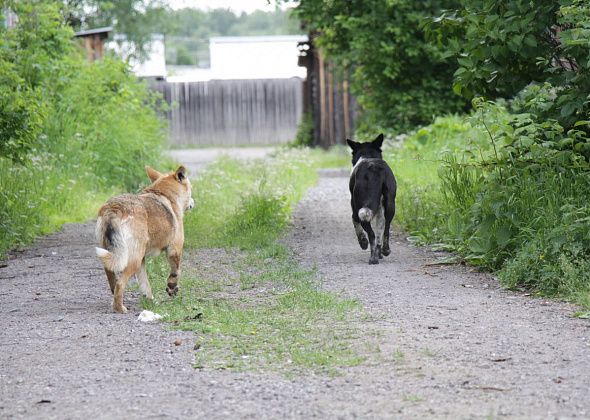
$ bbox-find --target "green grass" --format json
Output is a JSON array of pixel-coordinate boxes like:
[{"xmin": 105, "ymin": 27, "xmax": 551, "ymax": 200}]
[
  {"xmin": 144, "ymin": 245, "xmax": 366, "ymax": 374},
  {"xmin": 0, "ymin": 156, "xmax": 113, "ymax": 256},
  {"xmin": 183, "ymin": 147, "xmax": 348, "ymax": 248},
  {"xmin": 145, "ymin": 147, "xmax": 371, "ymax": 375}
]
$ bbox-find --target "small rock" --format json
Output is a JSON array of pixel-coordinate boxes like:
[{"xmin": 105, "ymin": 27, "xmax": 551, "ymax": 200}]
[{"xmin": 174, "ymin": 339, "xmax": 182, "ymax": 346}]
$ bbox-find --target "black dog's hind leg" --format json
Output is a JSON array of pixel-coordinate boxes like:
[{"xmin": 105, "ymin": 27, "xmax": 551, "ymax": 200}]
[
  {"xmin": 374, "ymin": 206, "xmax": 385, "ymax": 259},
  {"xmin": 361, "ymin": 220, "xmax": 379, "ymax": 264},
  {"xmin": 382, "ymin": 198, "xmax": 395, "ymax": 257},
  {"xmin": 353, "ymin": 214, "xmax": 368, "ymax": 250}
]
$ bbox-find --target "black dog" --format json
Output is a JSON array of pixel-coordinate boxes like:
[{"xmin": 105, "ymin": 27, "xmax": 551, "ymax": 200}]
[{"xmin": 347, "ymin": 134, "xmax": 397, "ymax": 264}]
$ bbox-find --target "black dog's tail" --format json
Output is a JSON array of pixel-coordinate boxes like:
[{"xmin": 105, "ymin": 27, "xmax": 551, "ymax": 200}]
[{"xmin": 358, "ymin": 207, "xmax": 374, "ymax": 222}]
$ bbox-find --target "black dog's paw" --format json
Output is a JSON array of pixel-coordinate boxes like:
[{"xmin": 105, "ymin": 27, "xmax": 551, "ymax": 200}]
[
  {"xmin": 358, "ymin": 236, "xmax": 369, "ymax": 250},
  {"xmin": 166, "ymin": 283, "xmax": 179, "ymax": 296},
  {"xmin": 369, "ymin": 257, "xmax": 379, "ymax": 265},
  {"xmin": 382, "ymin": 246, "xmax": 391, "ymax": 256}
]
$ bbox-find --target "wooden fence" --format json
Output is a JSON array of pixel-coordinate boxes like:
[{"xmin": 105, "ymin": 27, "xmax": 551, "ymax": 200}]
[{"xmin": 150, "ymin": 78, "xmax": 303, "ymax": 146}]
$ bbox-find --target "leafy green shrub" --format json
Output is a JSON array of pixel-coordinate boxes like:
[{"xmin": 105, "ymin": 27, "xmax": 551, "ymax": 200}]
[
  {"xmin": 391, "ymin": 99, "xmax": 590, "ymax": 306},
  {"xmin": 291, "ymin": 112, "xmax": 314, "ymax": 147},
  {"xmin": 428, "ymin": 0, "xmax": 590, "ymax": 131},
  {"xmin": 44, "ymin": 55, "xmax": 166, "ymax": 190},
  {"xmin": 501, "ymin": 204, "xmax": 590, "ymax": 304},
  {"xmin": 0, "ymin": 1, "xmax": 166, "ymax": 257}
]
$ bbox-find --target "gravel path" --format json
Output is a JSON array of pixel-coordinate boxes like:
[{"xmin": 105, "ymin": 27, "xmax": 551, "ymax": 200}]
[{"xmin": 1, "ymin": 169, "xmax": 589, "ymax": 419}]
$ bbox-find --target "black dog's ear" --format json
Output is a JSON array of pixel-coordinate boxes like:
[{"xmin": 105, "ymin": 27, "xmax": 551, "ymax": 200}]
[
  {"xmin": 346, "ymin": 139, "xmax": 359, "ymax": 150},
  {"xmin": 373, "ymin": 133, "xmax": 384, "ymax": 149},
  {"xmin": 175, "ymin": 165, "xmax": 187, "ymax": 182}
]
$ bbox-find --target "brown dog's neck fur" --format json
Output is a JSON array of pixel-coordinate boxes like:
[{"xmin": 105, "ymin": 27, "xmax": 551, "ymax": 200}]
[
  {"xmin": 142, "ymin": 170, "xmax": 191, "ymax": 220},
  {"xmin": 141, "ymin": 187, "xmax": 182, "ymax": 219}
]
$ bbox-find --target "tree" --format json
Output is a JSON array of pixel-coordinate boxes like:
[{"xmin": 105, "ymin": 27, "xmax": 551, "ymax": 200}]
[
  {"xmin": 286, "ymin": 0, "xmax": 468, "ymax": 132},
  {"xmin": 427, "ymin": 0, "xmax": 590, "ymax": 130}
]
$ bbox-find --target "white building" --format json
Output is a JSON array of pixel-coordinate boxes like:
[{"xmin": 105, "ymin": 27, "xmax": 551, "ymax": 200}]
[
  {"xmin": 209, "ymin": 35, "xmax": 307, "ymax": 79},
  {"xmin": 109, "ymin": 34, "xmax": 167, "ymax": 79},
  {"xmin": 166, "ymin": 35, "xmax": 307, "ymax": 82}
]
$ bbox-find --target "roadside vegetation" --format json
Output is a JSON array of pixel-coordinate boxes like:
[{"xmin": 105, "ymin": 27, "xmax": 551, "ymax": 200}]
[
  {"xmin": 0, "ymin": 2, "xmax": 166, "ymax": 258},
  {"xmin": 291, "ymin": 0, "xmax": 590, "ymax": 307},
  {"xmin": 143, "ymin": 149, "xmax": 374, "ymax": 375}
]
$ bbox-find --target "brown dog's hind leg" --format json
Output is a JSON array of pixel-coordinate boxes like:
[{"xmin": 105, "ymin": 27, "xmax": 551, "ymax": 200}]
[
  {"xmin": 113, "ymin": 260, "xmax": 141, "ymax": 313},
  {"xmin": 104, "ymin": 269, "xmax": 117, "ymax": 294},
  {"xmin": 137, "ymin": 258, "xmax": 153, "ymax": 300},
  {"xmin": 165, "ymin": 248, "xmax": 181, "ymax": 296}
]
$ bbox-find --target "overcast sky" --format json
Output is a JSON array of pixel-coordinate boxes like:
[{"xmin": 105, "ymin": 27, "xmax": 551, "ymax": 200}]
[{"xmin": 168, "ymin": 0, "xmax": 295, "ymax": 14}]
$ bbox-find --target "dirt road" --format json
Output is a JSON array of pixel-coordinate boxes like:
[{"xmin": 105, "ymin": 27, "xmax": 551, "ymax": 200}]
[{"xmin": 1, "ymin": 169, "xmax": 589, "ymax": 419}]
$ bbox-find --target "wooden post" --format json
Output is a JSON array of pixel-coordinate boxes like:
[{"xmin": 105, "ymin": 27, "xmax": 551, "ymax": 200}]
[{"xmin": 343, "ymin": 79, "xmax": 350, "ymax": 139}]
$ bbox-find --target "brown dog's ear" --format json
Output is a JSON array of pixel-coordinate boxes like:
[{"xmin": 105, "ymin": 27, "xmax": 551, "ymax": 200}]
[
  {"xmin": 346, "ymin": 139, "xmax": 359, "ymax": 150},
  {"xmin": 174, "ymin": 165, "xmax": 187, "ymax": 182},
  {"xmin": 373, "ymin": 133, "xmax": 384, "ymax": 149},
  {"xmin": 146, "ymin": 166, "xmax": 162, "ymax": 182}
]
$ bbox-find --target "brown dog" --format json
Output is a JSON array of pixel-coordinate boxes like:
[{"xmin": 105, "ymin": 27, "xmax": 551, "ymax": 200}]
[{"xmin": 95, "ymin": 166, "xmax": 194, "ymax": 313}]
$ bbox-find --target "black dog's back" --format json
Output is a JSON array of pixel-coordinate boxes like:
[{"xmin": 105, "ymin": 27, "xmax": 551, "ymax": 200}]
[{"xmin": 350, "ymin": 159, "xmax": 396, "ymax": 219}]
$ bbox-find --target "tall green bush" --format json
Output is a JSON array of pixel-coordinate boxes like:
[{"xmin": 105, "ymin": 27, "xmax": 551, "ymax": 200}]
[{"xmin": 0, "ymin": 1, "xmax": 166, "ymax": 257}]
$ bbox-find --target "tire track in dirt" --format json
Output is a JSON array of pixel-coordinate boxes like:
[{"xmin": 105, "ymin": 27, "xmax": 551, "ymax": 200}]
[{"xmin": 1, "ymin": 169, "xmax": 589, "ymax": 419}]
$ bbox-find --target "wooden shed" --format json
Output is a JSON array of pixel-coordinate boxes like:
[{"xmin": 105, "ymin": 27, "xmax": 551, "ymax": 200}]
[{"xmin": 74, "ymin": 26, "xmax": 113, "ymax": 62}]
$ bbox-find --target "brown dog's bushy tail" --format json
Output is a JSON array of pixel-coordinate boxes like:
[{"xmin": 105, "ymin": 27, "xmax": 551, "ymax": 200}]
[
  {"xmin": 95, "ymin": 247, "xmax": 115, "ymax": 270},
  {"xmin": 95, "ymin": 216, "xmax": 129, "ymax": 273}
]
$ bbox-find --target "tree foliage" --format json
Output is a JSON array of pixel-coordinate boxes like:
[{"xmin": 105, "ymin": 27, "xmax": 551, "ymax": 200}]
[
  {"xmin": 288, "ymin": 0, "xmax": 469, "ymax": 132},
  {"xmin": 427, "ymin": 0, "xmax": 590, "ymax": 130}
]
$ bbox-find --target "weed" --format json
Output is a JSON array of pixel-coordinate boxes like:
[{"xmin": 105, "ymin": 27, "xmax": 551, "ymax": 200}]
[{"xmin": 403, "ymin": 394, "xmax": 423, "ymax": 403}]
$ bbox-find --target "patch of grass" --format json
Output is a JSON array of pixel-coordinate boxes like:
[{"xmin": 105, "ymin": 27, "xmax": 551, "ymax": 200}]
[
  {"xmin": 392, "ymin": 349, "xmax": 406, "ymax": 363},
  {"xmin": 145, "ymin": 147, "xmax": 371, "ymax": 375},
  {"xmin": 144, "ymin": 244, "xmax": 367, "ymax": 375},
  {"xmin": 383, "ymin": 115, "xmax": 486, "ymax": 245},
  {"xmin": 183, "ymin": 147, "xmax": 348, "ymax": 249},
  {"xmin": 403, "ymin": 394, "xmax": 423, "ymax": 403},
  {"xmin": 419, "ymin": 347, "xmax": 440, "ymax": 358}
]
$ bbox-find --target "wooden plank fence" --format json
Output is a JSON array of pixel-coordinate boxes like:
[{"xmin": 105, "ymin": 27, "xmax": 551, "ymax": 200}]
[{"xmin": 150, "ymin": 78, "xmax": 303, "ymax": 146}]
